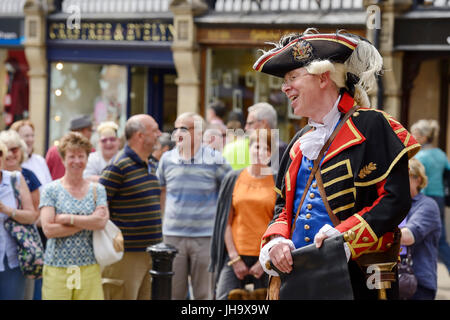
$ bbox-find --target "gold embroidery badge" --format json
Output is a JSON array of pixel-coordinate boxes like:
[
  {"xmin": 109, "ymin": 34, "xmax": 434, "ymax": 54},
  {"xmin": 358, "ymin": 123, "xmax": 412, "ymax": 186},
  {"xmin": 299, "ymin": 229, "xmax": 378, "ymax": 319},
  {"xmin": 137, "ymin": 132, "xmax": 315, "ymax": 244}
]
[
  {"xmin": 358, "ymin": 162, "xmax": 377, "ymax": 179},
  {"xmin": 292, "ymin": 41, "xmax": 313, "ymax": 62}
]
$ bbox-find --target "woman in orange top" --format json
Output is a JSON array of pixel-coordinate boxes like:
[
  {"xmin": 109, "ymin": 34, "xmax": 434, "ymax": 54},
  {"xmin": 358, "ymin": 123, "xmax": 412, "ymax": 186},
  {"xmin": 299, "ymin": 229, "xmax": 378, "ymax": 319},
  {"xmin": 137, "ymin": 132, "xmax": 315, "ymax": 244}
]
[{"xmin": 210, "ymin": 129, "xmax": 276, "ymax": 300}]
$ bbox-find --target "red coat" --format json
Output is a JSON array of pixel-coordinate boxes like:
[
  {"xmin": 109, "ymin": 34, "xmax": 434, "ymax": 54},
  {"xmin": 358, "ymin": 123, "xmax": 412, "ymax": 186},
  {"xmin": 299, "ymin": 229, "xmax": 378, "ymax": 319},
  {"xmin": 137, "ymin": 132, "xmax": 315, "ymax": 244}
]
[{"xmin": 262, "ymin": 92, "xmax": 421, "ymax": 259}]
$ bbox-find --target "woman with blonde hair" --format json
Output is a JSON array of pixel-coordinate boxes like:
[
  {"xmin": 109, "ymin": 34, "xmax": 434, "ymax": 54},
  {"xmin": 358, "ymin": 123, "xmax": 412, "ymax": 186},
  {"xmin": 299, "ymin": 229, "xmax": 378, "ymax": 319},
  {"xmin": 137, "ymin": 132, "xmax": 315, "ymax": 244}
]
[
  {"xmin": 0, "ymin": 130, "xmax": 41, "ymax": 211},
  {"xmin": 40, "ymin": 132, "xmax": 109, "ymax": 300},
  {"xmin": 83, "ymin": 121, "xmax": 120, "ymax": 182},
  {"xmin": 399, "ymin": 158, "xmax": 441, "ymax": 299},
  {"xmin": 411, "ymin": 119, "xmax": 450, "ymax": 274},
  {"xmin": 0, "ymin": 140, "xmax": 38, "ymax": 299}
]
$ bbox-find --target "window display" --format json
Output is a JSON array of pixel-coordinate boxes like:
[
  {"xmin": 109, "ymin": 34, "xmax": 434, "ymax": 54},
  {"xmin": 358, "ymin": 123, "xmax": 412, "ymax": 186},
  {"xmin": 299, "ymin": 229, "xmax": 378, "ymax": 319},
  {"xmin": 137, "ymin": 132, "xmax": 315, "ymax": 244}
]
[
  {"xmin": 205, "ymin": 48, "xmax": 302, "ymax": 142},
  {"xmin": 49, "ymin": 62, "xmax": 127, "ymax": 146}
]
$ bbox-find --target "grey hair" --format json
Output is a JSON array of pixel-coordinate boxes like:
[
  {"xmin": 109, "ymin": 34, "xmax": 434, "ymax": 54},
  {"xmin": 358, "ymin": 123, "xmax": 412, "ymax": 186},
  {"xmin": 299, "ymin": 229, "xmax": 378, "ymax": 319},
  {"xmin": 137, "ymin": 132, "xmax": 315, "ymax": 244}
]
[
  {"xmin": 176, "ymin": 112, "xmax": 206, "ymax": 132},
  {"xmin": 411, "ymin": 119, "xmax": 440, "ymax": 144},
  {"xmin": 248, "ymin": 102, "xmax": 277, "ymax": 129},
  {"xmin": 125, "ymin": 117, "xmax": 145, "ymax": 140},
  {"xmin": 0, "ymin": 130, "xmax": 28, "ymax": 164}
]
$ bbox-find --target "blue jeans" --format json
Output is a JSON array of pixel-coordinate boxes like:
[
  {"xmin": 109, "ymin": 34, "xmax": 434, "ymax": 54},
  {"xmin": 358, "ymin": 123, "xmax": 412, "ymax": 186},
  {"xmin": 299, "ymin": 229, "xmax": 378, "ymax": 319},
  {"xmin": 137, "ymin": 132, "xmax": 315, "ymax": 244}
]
[
  {"xmin": 33, "ymin": 278, "xmax": 42, "ymax": 300},
  {"xmin": 430, "ymin": 196, "xmax": 450, "ymax": 273},
  {"xmin": 0, "ymin": 257, "xmax": 26, "ymax": 300}
]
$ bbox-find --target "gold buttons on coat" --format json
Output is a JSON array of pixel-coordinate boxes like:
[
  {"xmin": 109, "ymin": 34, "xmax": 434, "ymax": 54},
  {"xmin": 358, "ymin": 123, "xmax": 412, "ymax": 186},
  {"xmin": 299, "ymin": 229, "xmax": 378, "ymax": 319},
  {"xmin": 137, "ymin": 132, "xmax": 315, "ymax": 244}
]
[
  {"xmin": 309, "ymin": 193, "xmax": 315, "ymax": 199},
  {"xmin": 307, "ymin": 204, "xmax": 312, "ymax": 210},
  {"xmin": 362, "ymin": 236, "xmax": 369, "ymax": 243},
  {"xmin": 305, "ymin": 213, "xmax": 311, "ymax": 219},
  {"xmin": 304, "ymin": 225, "xmax": 310, "ymax": 230},
  {"xmin": 308, "ymin": 166, "xmax": 313, "ymax": 171},
  {"xmin": 353, "ymin": 111, "xmax": 360, "ymax": 117},
  {"xmin": 312, "ymin": 182, "xmax": 317, "ymax": 188},
  {"xmin": 305, "ymin": 237, "xmax": 311, "ymax": 242},
  {"xmin": 343, "ymin": 230, "xmax": 356, "ymax": 242}
]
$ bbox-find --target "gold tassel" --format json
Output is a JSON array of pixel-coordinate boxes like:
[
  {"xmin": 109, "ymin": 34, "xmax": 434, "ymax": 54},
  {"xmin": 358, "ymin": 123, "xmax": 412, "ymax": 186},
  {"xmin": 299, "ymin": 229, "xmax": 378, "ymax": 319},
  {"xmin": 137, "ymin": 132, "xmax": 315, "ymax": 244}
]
[{"xmin": 267, "ymin": 276, "xmax": 281, "ymax": 300}]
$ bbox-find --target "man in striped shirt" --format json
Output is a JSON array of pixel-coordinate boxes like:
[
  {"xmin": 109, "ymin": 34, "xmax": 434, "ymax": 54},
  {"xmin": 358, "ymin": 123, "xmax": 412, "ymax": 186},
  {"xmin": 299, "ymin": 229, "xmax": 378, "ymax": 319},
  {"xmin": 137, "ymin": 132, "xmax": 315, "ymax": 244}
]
[
  {"xmin": 157, "ymin": 112, "xmax": 231, "ymax": 300},
  {"xmin": 100, "ymin": 114, "xmax": 162, "ymax": 300}
]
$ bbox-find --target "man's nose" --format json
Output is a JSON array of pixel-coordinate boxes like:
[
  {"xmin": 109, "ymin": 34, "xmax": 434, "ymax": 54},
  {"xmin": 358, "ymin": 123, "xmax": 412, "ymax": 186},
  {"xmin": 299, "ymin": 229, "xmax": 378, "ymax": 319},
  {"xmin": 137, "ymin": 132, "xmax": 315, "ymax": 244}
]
[{"xmin": 281, "ymin": 82, "xmax": 290, "ymax": 94}]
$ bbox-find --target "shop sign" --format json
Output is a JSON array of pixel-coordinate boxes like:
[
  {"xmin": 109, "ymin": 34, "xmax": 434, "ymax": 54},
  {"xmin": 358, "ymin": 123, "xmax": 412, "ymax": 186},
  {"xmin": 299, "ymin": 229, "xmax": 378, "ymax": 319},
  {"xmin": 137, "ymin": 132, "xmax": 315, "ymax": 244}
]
[
  {"xmin": 48, "ymin": 21, "xmax": 174, "ymax": 42},
  {"xmin": 197, "ymin": 27, "xmax": 364, "ymax": 45},
  {"xmin": 395, "ymin": 17, "xmax": 450, "ymax": 50},
  {"xmin": 0, "ymin": 18, "xmax": 25, "ymax": 46}
]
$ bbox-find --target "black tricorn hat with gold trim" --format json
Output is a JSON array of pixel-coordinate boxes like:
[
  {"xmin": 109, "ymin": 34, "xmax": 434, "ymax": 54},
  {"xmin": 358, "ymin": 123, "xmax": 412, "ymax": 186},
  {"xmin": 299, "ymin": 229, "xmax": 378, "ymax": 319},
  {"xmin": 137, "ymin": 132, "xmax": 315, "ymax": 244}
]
[{"xmin": 253, "ymin": 32, "xmax": 359, "ymax": 78}]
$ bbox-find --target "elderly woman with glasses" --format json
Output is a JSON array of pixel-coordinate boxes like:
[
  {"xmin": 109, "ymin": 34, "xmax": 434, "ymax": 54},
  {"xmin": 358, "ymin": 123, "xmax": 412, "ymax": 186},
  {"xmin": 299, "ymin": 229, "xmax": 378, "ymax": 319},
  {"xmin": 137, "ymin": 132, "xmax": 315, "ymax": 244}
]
[
  {"xmin": 10, "ymin": 120, "xmax": 52, "ymax": 191},
  {"xmin": 0, "ymin": 130, "xmax": 41, "ymax": 211},
  {"xmin": 399, "ymin": 158, "xmax": 441, "ymax": 300},
  {"xmin": 0, "ymin": 139, "xmax": 38, "ymax": 299},
  {"xmin": 84, "ymin": 121, "xmax": 121, "ymax": 182}
]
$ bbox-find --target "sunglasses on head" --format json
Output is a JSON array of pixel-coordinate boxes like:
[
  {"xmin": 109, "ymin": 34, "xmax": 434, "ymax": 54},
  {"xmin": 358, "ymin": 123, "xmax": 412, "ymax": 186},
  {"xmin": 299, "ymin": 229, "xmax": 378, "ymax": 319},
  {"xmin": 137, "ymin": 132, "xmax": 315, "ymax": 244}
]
[{"xmin": 9, "ymin": 146, "xmax": 20, "ymax": 154}]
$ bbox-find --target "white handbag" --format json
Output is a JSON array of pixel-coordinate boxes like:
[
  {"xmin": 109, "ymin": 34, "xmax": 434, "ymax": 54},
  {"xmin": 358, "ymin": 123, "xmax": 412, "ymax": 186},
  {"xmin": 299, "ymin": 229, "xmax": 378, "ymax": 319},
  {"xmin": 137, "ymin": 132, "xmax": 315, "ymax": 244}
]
[
  {"xmin": 93, "ymin": 220, "xmax": 124, "ymax": 267},
  {"xmin": 91, "ymin": 183, "xmax": 124, "ymax": 267}
]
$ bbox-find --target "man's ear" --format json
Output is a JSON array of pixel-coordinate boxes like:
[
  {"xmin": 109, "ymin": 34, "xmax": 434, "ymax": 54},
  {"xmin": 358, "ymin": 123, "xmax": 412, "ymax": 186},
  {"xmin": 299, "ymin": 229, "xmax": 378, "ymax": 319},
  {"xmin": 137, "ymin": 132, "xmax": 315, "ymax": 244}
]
[{"xmin": 318, "ymin": 71, "xmax": 331, "ymax": 89}]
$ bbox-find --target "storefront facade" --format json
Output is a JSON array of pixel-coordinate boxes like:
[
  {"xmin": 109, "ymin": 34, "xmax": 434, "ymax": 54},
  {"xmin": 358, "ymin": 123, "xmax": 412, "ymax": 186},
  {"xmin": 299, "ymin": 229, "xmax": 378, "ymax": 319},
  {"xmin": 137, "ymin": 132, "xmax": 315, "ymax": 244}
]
[
  {"xmin": 194, "ymin": 1, "xmax": 367, "ymax": 142},
  {"xmin": 391, "ymin": 1, "xmax": 450, "ymax": 151},
  {"xmin": 45, "ymin": 15, "xmax": 177, "ymax": 148}
]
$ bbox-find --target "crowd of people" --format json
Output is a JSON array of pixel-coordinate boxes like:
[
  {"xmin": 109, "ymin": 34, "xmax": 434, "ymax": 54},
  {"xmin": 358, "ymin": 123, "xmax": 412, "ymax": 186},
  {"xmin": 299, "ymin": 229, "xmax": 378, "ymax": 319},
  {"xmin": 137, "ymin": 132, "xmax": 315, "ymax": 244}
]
[{"xmin": 0, "ymin": 29, "xmax": 449, "ymax": 301}]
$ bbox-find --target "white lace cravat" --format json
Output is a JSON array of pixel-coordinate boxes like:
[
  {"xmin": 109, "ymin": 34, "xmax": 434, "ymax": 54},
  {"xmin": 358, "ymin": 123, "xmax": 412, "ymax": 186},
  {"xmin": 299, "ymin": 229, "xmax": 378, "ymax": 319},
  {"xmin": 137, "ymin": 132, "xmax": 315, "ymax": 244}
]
[{"xmin": 298, "ymin": 97, "xmax": 341, "ymax": 160}]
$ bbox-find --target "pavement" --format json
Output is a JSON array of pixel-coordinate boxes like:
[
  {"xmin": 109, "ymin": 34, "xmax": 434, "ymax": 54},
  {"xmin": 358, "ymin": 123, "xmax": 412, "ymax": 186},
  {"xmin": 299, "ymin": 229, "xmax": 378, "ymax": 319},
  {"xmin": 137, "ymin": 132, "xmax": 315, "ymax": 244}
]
[{"xmin": 436, "ymin": 207, "xmax": 450, "ymax": 300}]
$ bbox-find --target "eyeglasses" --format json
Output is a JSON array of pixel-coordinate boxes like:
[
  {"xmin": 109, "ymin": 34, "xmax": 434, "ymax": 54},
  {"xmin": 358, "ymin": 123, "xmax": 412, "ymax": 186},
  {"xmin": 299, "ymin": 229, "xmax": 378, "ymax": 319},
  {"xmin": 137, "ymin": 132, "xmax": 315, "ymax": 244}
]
[
  {"xmin": 173, "ymin": 126, "xmax": 194, "ymax": 133},
  {"xmin": 282, "ymin": 72, "xmax": 314, "ymax": 87},
  {"xmin": 100, "ymin": 137, "xmax": 117, "ymax": 143}
]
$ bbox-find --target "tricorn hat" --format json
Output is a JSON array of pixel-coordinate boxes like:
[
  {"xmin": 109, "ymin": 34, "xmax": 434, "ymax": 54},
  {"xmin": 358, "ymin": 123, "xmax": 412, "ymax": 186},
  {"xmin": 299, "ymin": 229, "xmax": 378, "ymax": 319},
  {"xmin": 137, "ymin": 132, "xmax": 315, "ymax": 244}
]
[
  {"xmin": 253, "ymin": 32, "xmax": 360, "ymax": 78},
  {"xmin": 69, "ymin": 114, "xmax": 92, "ymax": 131}
]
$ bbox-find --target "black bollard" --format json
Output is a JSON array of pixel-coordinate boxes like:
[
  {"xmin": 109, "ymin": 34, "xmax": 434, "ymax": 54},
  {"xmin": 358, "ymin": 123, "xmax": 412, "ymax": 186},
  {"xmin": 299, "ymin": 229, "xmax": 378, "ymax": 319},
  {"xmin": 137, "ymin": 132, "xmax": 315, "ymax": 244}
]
[{"xmin": 147, "ymin": 242, "xmax": 178, "ymax": 300}]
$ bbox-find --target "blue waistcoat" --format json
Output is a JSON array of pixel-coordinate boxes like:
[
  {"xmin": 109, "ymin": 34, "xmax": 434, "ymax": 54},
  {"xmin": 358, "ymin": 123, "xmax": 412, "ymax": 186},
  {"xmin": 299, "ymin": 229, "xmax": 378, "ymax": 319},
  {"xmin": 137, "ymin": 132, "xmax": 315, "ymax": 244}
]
[{"xmin": 291, "ymin": 156, "xmax": 332, "ymax": 249}]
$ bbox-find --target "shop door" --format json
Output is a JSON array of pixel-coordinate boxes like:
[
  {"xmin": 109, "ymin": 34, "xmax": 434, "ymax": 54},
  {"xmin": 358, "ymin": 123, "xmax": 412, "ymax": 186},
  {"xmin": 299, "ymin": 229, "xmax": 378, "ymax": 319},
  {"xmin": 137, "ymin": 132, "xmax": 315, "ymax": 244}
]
[{"xmin": 130, "ymin": 66, "xmax": 177, "ymax": 133}]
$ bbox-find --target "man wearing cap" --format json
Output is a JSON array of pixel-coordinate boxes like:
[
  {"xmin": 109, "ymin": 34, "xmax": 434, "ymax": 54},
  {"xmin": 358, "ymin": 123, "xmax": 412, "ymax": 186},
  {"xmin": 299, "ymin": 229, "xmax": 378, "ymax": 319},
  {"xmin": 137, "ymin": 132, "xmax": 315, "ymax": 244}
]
[
  {"xmin": 255, "ymin": 29, "xmax": 421, "ymax": 299},
  {"xmin": 45, "ymin": 114, "xmax": 94, "ymax": 180}
]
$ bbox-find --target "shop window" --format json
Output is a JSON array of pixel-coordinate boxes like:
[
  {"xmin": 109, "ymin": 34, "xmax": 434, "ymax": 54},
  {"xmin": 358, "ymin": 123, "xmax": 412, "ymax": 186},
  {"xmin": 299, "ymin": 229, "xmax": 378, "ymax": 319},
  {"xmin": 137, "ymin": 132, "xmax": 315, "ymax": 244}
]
[
  {"xmin": 49, "ymin": 62, "xmax": 127, "ymax": 146},
  {"xmin": 205, "ymin": 47, "xmax": 303, "ymax": 142},
  {"xmin": 163, "ymin": 73, "xmax": 177, "ymax": 132},
  {"xmin": 130, "ymin": 67, "xmax": 177, "ymax": 133}
]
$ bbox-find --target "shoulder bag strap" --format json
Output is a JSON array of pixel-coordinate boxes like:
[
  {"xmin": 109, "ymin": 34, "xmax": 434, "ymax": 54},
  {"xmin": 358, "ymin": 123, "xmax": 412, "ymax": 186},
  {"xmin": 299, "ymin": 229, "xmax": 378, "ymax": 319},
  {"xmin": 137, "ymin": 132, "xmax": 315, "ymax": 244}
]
[
  {"xmin": 92, "ymin": 182, "xmax": 97, "ymax": 207},
  {"xmin": 10, "ymin": 171, "xmax": 22, "ymax": 209},
  {"xmin": 315, "ymin": 170, "xmax": 340, "ymax": 227},
  {"xmin": 290, "ymin": 106, "xmax": 358, "ymax": 235}
]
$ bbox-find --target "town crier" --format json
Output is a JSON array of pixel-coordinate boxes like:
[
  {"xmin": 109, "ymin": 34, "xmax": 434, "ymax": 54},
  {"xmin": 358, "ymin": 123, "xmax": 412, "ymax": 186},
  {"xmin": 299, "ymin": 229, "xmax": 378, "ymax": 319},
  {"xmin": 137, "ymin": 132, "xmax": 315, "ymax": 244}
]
[{"xmin": 254, "ymin": 29, "xmax": 421, "ymax": 300}]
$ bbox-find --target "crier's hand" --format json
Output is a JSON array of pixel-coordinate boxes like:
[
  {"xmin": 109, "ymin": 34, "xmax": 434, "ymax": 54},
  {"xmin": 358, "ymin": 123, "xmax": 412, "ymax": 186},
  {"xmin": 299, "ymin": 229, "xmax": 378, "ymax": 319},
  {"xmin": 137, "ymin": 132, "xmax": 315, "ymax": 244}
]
[
  {"xmin": 269, "ymin": 242, "xmax": 293, "ymax": 274},
  {"xmin": 314, "ymin": 224, "xmax": 337, "ymax": 248},
  {"xmin": 314, "ymin": 224, "xmax": 351, "ymax": 261},
  {"xmin": 259, "ymin": 237, "xmax": 295, "ymax": 276}
]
